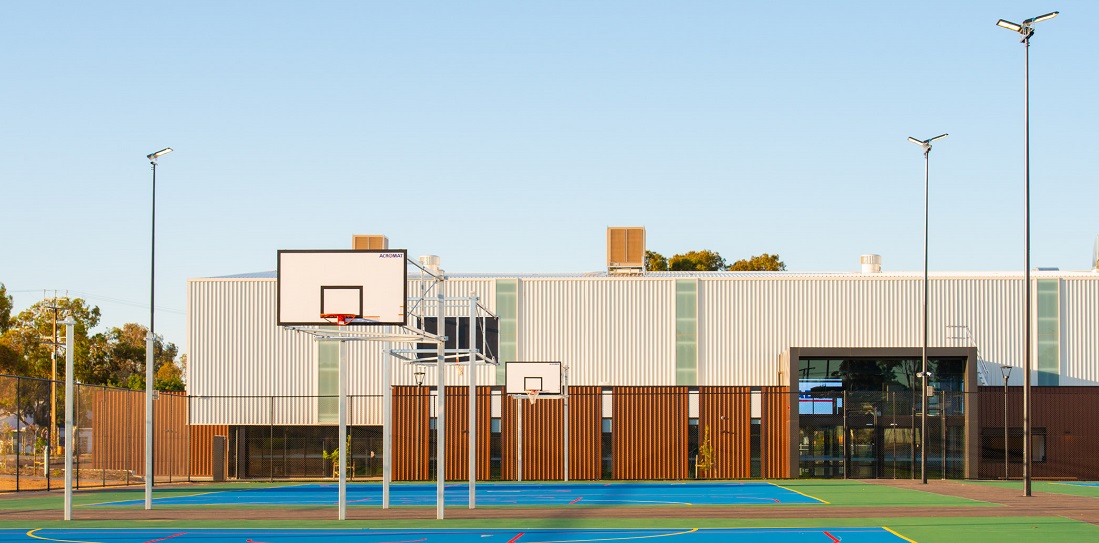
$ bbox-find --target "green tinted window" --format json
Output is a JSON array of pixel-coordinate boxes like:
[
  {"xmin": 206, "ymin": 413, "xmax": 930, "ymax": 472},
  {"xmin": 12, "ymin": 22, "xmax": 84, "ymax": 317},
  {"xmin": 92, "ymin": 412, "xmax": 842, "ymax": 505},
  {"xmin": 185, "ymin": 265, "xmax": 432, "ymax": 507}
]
[
  {"xmin": 675, "ymin": 280, "xmax": 698, "ymax": 386},
  {"xmin": 1036, "ymin": 279, "xmax": 1059, "ymax": 386},
  {"xmin": 496, "ymin": 279, "xmax": 518, "ymax": 385},
  {"xmin": 317, "ymin": 334, "xmax": 338, "ymax": 423}
]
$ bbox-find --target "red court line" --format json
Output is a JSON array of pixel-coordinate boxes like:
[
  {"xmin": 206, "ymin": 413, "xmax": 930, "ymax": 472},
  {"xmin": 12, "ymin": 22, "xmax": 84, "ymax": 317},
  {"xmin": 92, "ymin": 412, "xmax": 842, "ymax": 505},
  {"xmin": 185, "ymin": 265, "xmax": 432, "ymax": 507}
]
[
  {"xmin": 145, "ymin": 533, "xmax": 186, "ymax": 543},
  {"xmin": 507, "ymin": 532, "xmax": 525, "ymax": 543},
  {"xmin": 823, "ymin": 531, "xmax": 840, "ymax": 543},
  {"xmin": 569, "ymin": 497, "xmax": 583, "ymax": 504}
]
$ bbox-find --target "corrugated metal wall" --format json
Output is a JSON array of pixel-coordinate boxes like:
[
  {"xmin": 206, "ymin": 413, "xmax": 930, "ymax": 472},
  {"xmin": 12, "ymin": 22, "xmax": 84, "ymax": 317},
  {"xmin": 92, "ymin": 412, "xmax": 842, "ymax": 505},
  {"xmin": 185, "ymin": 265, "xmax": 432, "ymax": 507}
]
[
  {"xmin": 761, "ymin": 386, "xmax": 791, "ymax": 478},
  {"xmin": 518, "ymin": 279, "xmax": 676, "ymax": 386},
  {"xmin": 189, "ymin": 272, "xmax": 1099, "ymax": 425},
  {"xmin": 697, "ymin": 387, "xmax": 750, "ymax": 479},
  {"xmin": 612, "ymin": 386, "xmax": 688, "ymax": 479},
  {"xmin": 443, "ymin": 386, "xmax": 492, "ymax": 480},
  {"xmin": 392, "ymin": 386, "xmax": 430, "ymax": 481}
]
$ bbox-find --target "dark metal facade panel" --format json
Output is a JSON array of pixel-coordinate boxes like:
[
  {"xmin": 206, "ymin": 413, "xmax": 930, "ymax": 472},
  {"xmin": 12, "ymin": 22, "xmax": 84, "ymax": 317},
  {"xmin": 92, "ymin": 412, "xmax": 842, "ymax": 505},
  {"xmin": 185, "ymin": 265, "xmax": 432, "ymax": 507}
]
[
  {"xmin": 697, "ymin": 387, "xmax": 750, "ymax": 479},
  {"xmin": 612, "ymin": 386, "xmax": 688, "ymax": 480}
]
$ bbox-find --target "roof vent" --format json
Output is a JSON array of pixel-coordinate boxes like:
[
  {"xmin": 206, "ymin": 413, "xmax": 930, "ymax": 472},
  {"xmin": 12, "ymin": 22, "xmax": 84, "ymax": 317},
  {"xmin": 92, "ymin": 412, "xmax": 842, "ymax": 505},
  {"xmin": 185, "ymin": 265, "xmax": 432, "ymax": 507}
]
[
  {"xmin": 418, "ymin": 255, "xmax": 441, "ymax": 276},
  {"xmin": 1093, "ymin": 235, "xmax": 1099, "ymax": 271},
  {"xmin": 860, "ymin": 254, "xmax": 882, "ymax": 274},
  {"xmin": 352, "ymin": 234, "xmax": 388, "ymax": 250},
  {"xmin": 607, "ymin": 227, "xmax": 645, "ymax": 275}
]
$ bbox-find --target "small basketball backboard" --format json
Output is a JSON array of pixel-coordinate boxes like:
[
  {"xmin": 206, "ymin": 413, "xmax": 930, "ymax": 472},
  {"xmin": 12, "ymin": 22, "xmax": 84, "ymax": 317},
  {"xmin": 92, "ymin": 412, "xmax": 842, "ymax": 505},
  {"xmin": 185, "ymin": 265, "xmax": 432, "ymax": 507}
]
[
  {"xmin": 277, "ymin": 249, "xmax": 408, "ymax": 326},
  {"xmin": 505, "ymin": 361, "xmax": 562, "ymax": 396}
]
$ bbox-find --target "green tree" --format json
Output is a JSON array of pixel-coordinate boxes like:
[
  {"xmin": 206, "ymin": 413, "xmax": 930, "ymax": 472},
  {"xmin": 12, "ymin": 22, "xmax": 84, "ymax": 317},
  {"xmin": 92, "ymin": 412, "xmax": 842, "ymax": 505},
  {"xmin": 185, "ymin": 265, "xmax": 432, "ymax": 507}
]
[
  {"xmin": 645, "ymin": 251, "xmax": 668, "ymax": 271},
  {"xmin": 89, "ymin": 323, "xmax": 180, "ymax": 390},
  {"xmin": 0, "ymin": 297, "xmax": 101, "ymax": 379},
  {"xmin": 727, "ymin": 253, "xmax": 786, "ymax": 271},
  {"xmin": 0, "ymin": 283, "xmax": 13, "ymax": 333},
  {"xmin": 669, "ymin": 250, "xmax": 726, "ymax": 271}
]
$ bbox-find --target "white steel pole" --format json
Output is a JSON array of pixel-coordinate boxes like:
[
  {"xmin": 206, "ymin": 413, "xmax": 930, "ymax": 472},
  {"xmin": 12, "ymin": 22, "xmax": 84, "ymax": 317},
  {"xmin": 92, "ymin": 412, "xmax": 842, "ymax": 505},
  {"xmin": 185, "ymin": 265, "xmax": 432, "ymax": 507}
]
[
  {"xmin": 468, "ymin": 296, "xmax": 477, "ymax": 509},
  {"xmin": 63, "ymin": 318, "xmax": 75, "ymax": 520},
  {"xmin": 338, "ymin": 339, "xmax": 347, "ymax": 520},
  {"xmin": 436, "ymin": 287, "xmax": 446, "ymax": 520},
  {"xmin": 921, "ymin": 145, "xmax": 929, "ymax": 485},
  {"xmin": 145, "ymin": 331, "xmax": 154, "ymax": 509},
  {"xmin": 563, "ymin": 365, "xmax": 569, "ymax": 482},
  {"xmin": 517, "ymin": 396, "xmax": 523, "ymax": 482},
  {"xmin": 382, "ymin": 342, "xmax": 392, "ymax": 509}
]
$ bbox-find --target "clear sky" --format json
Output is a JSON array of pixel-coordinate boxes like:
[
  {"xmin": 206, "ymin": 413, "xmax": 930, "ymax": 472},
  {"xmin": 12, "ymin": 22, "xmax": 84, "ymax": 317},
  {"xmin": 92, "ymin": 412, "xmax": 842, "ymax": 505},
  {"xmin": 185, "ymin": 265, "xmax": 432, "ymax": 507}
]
[{"xmin": 2, "ymin": 1, "xmax": 1096, "ymax": 355}]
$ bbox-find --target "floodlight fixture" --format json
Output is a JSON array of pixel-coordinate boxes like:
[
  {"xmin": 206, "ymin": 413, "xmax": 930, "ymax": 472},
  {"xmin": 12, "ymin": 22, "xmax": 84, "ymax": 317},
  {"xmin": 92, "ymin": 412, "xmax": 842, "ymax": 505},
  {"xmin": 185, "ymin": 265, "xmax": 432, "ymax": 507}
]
[
  {"xmin": 147, "ymin": 147, "xmax": 174, "ymax": 163},
  {"xmin": 908, "ymin": 134, "xmax": 948, "ymax": 154},
  {"xmin": 997, "ymin": 19, "xmax": 1023, "ymax": 33},
  {"xmin": 1025, "ymin": 12, "xmax": 1059, "ymax": 25}
]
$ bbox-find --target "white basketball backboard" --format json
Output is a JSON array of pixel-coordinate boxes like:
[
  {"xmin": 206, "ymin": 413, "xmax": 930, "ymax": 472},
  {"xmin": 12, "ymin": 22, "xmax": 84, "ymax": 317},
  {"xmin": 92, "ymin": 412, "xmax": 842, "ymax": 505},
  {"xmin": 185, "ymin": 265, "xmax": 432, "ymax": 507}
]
[
  {"xmin": 277, "ymin": 250, "xmax": 407, "ymax": 326},
  {"xmin": 505, "ymin": 361, "xmax": 562, "ymax": 395}
]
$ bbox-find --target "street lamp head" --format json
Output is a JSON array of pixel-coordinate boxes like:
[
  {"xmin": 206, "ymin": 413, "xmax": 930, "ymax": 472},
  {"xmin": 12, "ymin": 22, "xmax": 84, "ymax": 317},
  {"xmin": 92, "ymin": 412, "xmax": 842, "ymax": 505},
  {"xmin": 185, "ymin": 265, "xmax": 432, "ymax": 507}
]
[
  {"xmin": 907, "ymin": 136, "xmax": 923, "ymax": 146},
  {"xmin": 929, "ymin": 133, "xmax": 948, "ymax": 143},
  {"xmin": 908, "ymin": 134, "xmax": 947, "ymax": 152},
  {"xmin": 1024, "ymin": 12, "xmax": 1059, "ymax": 25},
  {"xmin": 147, "ymin": 147, "xmax": 174, "ymax": 164},
  {"xmin": 996, "ymin": 19, "xmax": 1023, "ymax": 33},
  {"xmin": 413, "ymin": 371, "xmax": 426, "ymax": 386},
  {"xmin": 1001, "ymin": 365, "xmax": 1013, "ymax": 379}
]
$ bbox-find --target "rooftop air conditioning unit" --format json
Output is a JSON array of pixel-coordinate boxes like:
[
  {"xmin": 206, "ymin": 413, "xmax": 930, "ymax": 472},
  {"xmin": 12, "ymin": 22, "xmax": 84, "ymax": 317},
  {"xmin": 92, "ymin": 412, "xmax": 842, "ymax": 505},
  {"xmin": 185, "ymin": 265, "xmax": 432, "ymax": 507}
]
[
  {"xmin": 607, "ymin": 227, "xmax": 645, "ymax": 274},
  {"xmin": 860, "ymin": 254, "xmax": 882, "ymax": 274},
  {"xmin": 353, "ymin": 234, "xmax": 389, "ymax": 250}
]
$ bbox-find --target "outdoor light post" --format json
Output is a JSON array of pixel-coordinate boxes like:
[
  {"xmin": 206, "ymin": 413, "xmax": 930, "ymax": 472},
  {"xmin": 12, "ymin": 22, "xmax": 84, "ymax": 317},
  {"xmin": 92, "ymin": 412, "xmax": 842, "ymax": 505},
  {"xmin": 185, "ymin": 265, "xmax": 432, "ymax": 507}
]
[
  {"xmin": 145, "ymin": 147, "xmax": 172, "ymax": 509},
  {"xmin": 1001, "ymin": 365, "xmax": 1012, "ymax": 480},
  {"xmin": 908, "ymin": 133, "xmax": 947, "ymax": 485},
  {"xmin": 997, "ymin": 10, "xmax": 1057, "ymax": 498}
]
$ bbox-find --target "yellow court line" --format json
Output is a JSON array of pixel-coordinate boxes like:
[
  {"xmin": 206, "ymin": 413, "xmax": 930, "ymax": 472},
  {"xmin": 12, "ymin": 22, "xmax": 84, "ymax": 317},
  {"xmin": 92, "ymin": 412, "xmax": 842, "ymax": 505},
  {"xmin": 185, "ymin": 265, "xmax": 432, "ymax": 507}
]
[
  {"xmin": 82, "ymin": 489, "xmax": 222, "ymax": 507},
  {"xmin": 540, "ymin": 528, "xmax": 699, "ymax": 543},
  {"xmin": 26, "ymin": 528, "xmax": 101, "ymax": 543},
  {"xmin": 882, "ymin": 526, "xmax": 918, "ymax": 543},
  {"xmin": 768, "ymin": 483, "xmax": 830, "ymax": 504}
]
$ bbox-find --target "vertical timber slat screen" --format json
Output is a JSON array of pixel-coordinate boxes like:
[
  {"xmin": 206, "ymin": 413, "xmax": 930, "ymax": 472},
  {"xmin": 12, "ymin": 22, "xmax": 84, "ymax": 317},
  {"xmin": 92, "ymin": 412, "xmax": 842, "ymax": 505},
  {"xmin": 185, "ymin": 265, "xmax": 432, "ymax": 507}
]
[
  {"xmin": 568, "ymin": 386, "xmax": 602, "ymax": 480},
  {"xmin": 761, "ymin": 386, "xmax": 791, "ymax": 478},
  {"xmin": 613, "ymin": 386, "xmax": 688, "ymax": 480},
  {"xmin": 190, "ymin": 424, "xmax": 229, "ymax": 478},
  {"xmin": 503, "ymin": 391, "xmax": 564, "ymax": 480},
  {"xmin": 392, "ymin": 386, "xmax": 430, "ymax": 481},
  {"xmin": 443, "ymin": 386, "xmax": 493, "ymax": 481},
  {"xmin": 698, "ymin": 387, "xmax": 750, "ymax": 479}
]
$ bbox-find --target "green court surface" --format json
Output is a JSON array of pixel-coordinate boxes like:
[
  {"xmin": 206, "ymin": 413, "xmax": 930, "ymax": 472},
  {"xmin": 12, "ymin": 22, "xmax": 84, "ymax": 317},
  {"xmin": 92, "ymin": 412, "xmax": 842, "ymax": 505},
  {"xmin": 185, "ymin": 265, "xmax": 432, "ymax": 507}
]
[
  {"xmin": 3, "ymin": 481, "xmax": 1098, "ymax": 542},
  {"xmin": 965, "ymin": 479, "xmax": 1099, "ymax": 499}
]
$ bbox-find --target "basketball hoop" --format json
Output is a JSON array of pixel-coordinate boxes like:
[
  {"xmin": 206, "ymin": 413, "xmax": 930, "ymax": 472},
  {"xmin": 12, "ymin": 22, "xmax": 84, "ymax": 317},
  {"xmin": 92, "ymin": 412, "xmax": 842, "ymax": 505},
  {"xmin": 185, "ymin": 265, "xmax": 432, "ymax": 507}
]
[
  {"xmin": 321, "ymin": 313, "xmax": 357, "ymax": 326},
  {"xmin": 526, "ymin": 388, "xmax": 539, "ymax": 406}
]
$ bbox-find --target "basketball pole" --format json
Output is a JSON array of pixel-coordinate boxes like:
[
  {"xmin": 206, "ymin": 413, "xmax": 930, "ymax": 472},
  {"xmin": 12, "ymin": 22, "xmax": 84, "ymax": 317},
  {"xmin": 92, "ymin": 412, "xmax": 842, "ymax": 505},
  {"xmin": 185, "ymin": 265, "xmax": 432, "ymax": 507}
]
[
  {"xmin": 468, "ymin": 296, "xmax": 477, "ymax": 509},
  {"xmin": 63, "ymin": 317, "xmax": 75, "ymax": 521},
  {"xmin": 563, "ymin": 365, "xmax": 569, "ymax": 482},
  {"xmin": 436, "ymin": 286, "xmax": 446, "ymax": 520},
  {"xmin": 517, "ymin": 395, "xmax": 523, "ymax": 482},
  {"xmin": 382, "ymin": 342, "xmax": 391, "ymax": 509},
  {"xmin": 338, "ymin": 338, "xmax": 347, "ymax": 520}
]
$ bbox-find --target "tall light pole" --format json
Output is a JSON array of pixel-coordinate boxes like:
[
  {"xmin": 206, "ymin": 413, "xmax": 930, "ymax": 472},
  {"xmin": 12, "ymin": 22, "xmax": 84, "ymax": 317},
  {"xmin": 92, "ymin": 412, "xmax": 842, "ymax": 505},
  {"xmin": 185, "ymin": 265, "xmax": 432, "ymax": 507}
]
[
  {"xmin": 145, "ymin": 147, "xmax": 172, "ymax": 510},
  {"xmin": 997, "ymin": 10, "xmax": 1057, "ymax": 498},
  {"xmin": 1001, "ymin": 365, "xmax": 1012, "ymax": 480},
  {"xmin": 908, "ymin": 133, "xmax": 947, "ymax": 484}
]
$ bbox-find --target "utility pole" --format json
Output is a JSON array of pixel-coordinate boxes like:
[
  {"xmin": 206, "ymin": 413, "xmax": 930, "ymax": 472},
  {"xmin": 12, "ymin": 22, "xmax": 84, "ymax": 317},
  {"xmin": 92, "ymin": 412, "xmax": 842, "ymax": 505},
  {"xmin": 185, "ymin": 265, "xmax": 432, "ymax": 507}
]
[{"xmin": 41, "ymin": 291, "xmax": 67, "ymax": 451}]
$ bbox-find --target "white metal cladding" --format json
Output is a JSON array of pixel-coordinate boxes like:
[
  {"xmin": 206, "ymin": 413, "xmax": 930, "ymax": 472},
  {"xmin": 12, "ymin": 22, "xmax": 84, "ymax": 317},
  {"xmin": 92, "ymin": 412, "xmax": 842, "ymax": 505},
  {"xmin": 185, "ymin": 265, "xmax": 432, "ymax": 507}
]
[
  {"xmin": 188, "ymin": 271, "xmax": 1099, "ymax": 426},
  {"xmin": 517, "ymin": 278, "xmax": 676, "ymax": 386},
  {"xmin": 1062, "ymin": 278, "xmax": 1099, "ymax": 385}
]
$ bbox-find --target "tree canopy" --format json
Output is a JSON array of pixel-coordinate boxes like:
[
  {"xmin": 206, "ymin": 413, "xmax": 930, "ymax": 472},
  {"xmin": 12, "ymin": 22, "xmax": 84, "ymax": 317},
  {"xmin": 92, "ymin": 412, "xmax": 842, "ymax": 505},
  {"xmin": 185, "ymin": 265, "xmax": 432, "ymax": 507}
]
[
  {"xmin": 728, "ymin": 253, "xmax": 787, "ymax": 271},
  {"xmin": 0, "ymin": 296, "xmax": 184, "ymax": 391},
  {"xmin": 643, "ymin": 251, "xmax": 787, "ymax": 272}
]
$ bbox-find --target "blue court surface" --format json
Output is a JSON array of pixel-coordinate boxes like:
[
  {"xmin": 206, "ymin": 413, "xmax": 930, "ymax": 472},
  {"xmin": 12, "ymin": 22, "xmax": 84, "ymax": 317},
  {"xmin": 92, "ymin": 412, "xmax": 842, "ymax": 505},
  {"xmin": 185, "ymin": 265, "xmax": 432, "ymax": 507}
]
[
  {"xmin": 94, "ymin": 481, "xmax": 824, "ymax": 507},
  {"xmin": 6, "ymin": 527, "xmax": 910, "ymax": 542},
  {"xmin": 1053, "ymin": 481, "xmax": 1099, "ymax": 487}
]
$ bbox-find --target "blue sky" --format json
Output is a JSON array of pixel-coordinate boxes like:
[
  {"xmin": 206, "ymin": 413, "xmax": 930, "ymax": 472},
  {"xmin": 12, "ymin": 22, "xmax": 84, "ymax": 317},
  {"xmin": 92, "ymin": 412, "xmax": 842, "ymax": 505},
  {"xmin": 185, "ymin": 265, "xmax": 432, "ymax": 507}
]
[{"xmin": 2, "ymin": 1, "xmax": 1096, "ymax": 355}]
